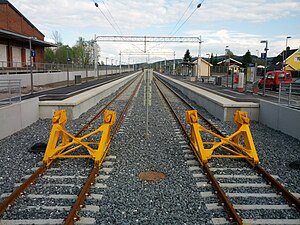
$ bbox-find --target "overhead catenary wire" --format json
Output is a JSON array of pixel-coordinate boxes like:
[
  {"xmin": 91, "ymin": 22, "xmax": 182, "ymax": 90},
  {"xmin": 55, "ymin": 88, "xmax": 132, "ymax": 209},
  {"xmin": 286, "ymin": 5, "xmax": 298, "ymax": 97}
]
[
  {"xmin": 169, "ymin": 0, "xmax": 195, "ymax": 35},
  {"xmin": 94, "ymin": 0, "xmax": 144, "ymax": 53},
  {"xmin": 94, "ymin": 1, "xmax": 121, "ymax": 35},
  {"xmin": 100, "ymin": 0, "xmax": 122, "ymax": 35},
  {"xmin": 148, "ymin": 1, "xmax": 204, "ymax": 52},
  {"xmin": 172, "ymin": 0, "xmax": 204, "ymax": 36}
]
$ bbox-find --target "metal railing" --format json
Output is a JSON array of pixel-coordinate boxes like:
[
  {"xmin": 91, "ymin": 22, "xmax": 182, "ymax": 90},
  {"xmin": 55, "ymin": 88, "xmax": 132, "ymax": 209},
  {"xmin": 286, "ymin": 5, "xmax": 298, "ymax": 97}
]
[
  {"xmin": 0, "ymin": 61, "xmax": 97, "ymax": 74},
  {"xmin": 278, "ymin": 83, "xmax": 300, "ymax": 108},
  {"xmin": 0, "ymin": 79, "xmax": 21, "ymax": 105},
  {"xmin": 0, "ymin": 61, "xmax": 133, "ymax": 75}
]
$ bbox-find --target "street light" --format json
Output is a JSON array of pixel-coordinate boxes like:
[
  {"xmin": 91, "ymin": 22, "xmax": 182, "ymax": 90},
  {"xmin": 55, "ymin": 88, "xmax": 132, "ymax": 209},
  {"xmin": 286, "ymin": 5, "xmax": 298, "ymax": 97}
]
[
  {"xmin": 106, "ymin": 57, "xmax": 108, "ymax": 77},
  {"xmin": 29, "ymin": 37, "xmax": 33, "ymax": 94},
  {"xmin": 283, "ymin": 36, "xmax": 291, "ymax": 70},
  {"xmin": 66, "ymin": 47, "xmax": 71, "ymax": 86},
  {"xmin": 111, "ymin": 59, "xmax": 114, "ymax": 74},
  {"xmin": 225, "ymin": 46, "xmax": 230, "ymax": 87},
  {"xmin": 206, "ymin": 53, "xmax": 210, "ymax": 83},
  {"xmin": 260, "ymin": 40, "xmax": 268, "ymax": 96}
]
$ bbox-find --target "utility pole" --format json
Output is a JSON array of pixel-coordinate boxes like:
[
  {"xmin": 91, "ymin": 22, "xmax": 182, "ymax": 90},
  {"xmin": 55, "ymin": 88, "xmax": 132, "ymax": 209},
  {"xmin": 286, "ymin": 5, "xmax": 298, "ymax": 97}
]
[
  {"xmin": 197, "ymin": 36, "xmax": 203, "ymax": 81},
  {"xmin": 119, "ymin": 52, "xmax": 122, "ymax": 75},
  {"xmin": 29, "ymin": 37, "xmax": 33, "ymax": 94},
  {"xmin": 173, "ymin": 51, "xmax": 176, "ymax": 75}
]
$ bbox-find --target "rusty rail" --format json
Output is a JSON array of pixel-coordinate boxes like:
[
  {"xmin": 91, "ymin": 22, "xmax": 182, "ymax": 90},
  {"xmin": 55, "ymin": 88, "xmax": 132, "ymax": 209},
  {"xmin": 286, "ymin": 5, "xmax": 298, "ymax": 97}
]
[
  {"xmin": 154, "ymin": 73, "xmax": 300, "ymax": 222},
  {"xmin": 64, "ymin": 166, "xmax": 99, "ymax": 225},
  {"xmin": 0, "ymin": 73, "xmax": 142, "ymax": 218},
  {"xmin": 64, "ymin": 73, "xmax": 143, "ymax": 224},
  {"xmin": 0, "ymin": 164, "xmax": 48, "ymax": 216},
  {"xmin": 255, "ymin": 164, "xmax": 300, "ymax": 210},
  {"xmin": 75, "ymin": 73, "xmax": 141, "ymax": 137},
  {"xmin": 154, "ymin": 76, "xmax": 244, "ymax": 224}
]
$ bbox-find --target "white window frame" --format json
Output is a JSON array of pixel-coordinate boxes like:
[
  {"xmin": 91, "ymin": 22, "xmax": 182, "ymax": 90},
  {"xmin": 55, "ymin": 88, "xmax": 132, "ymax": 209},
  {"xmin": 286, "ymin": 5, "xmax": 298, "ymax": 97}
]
[{"xmin": 295, "ymin": 56, "xmax": 300, "ymax": 62}]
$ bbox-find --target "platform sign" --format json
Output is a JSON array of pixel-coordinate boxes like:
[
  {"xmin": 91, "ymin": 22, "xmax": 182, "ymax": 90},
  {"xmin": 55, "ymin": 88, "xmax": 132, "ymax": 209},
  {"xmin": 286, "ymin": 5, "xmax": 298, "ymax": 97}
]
[
  {"xmin": 237, "ymin": 72, "xmax": 244, "ymax": 91},
  {"xmin": 246, "ymin": 66, "xmax": 256, "ymax": 82}
]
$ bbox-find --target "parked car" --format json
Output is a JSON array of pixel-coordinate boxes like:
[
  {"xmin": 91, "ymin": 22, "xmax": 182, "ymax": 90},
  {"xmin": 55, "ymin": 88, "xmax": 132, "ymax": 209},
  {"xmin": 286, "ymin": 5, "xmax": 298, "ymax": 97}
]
[
  {"xmin": 286, "ymin": 78, "xmax": 300, "ymax": 95},
  {"xmin": 258, "ymin": 70, "xmax": 292, "ymax": 91}
]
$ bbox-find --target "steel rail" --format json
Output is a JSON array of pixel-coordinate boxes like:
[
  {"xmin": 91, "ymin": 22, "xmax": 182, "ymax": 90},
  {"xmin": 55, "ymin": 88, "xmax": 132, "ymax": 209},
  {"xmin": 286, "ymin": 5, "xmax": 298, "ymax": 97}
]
[
  {"xmin": 153, "ymin": 77, "xmax": 244, "ymax": 224},
  {"xmin": 75, "ymin": 73, "xmax": 142, "ymax": 137},
  {"xmin": 154, "ymin": 74, "xmax": 224, "ymax": 135},
  {"xmin": 255, "ymin": 165, "xmax": 300, "ymax": 210},
  {"xmin": 64, "ymin": 74, "xmax": 143, "ymax": 224},
  {"xmin": 0, "ymin": 73, "xmax": 142, "ymax": 218},
  {"xmin": 154, "ymin": 73, "xmax": 300, "ymax": 218},
  {"xmin": 0, "ymin": 164, "xmax": 49, "ymax": 216},
  {"xmin": 63, "ymin": 166, "xmax": 99, "ymax": 224}
]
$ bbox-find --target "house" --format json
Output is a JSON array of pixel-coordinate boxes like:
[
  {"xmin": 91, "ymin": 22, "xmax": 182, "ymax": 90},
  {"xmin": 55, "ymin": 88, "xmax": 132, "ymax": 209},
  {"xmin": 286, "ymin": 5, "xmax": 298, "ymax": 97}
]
[
  {"xmin": 217, "ymin": 58, "xmax": 242, "ymax": 74},
  {"xmin": 285, "ymin": 48, "xmax": 300, "ymax": 71},
  {"xmin": 269, "ymin": 47, "xmax": 300, "ymax": 72},
  {"xmin": 0, "ymin": 0, "xmax": 55, "ymax": 68},
  {"xmin": 192, "ymin": 58, "xmax": 213, "ymax": 78}
]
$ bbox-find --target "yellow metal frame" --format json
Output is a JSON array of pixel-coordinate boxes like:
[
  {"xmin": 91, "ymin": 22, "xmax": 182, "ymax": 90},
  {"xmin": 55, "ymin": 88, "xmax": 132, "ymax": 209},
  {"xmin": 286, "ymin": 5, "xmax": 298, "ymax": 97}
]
[
  {"xmin": 186, "ymin": 110, "xmax": 259, "ymax": 166},
  {"xmin": 43, "ymin": 110, "xmax": 116, "ymax": 167}
]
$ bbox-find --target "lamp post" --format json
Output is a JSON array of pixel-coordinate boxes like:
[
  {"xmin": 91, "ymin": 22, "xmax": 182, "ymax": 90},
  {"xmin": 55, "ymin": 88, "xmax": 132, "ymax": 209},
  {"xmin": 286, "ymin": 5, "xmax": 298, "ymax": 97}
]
[
  {"xmin": 260, "ymin": 40, "xmax": 268, "ymax": 96},
  {"xmin": 119, "ymin": 52, "xmax": 122, "ymax": 75},
  {"xmin": 66, "ymin": 47, "xmax": 71, "ymax": 86},
  {"xmin": 225, "ymin": 46, "xmax": 229, "ymax": 87},
  {"xmin": 105, "ymin": 57, "xmax": 108, "ymax": 77},
  {"xmin": 111, "ymin": 59, "xmax": 113, "ymax": 74},
  {"xmin": 206, "ymin": 53, "xmax": 211, "ymax": 83},
  {"xmin": 283, "ymin": 36, "xmax": 291, "ymax": 70},
  {"xmin": 29, "ymin": 37, "xmax": 33, "ymax": 94}
]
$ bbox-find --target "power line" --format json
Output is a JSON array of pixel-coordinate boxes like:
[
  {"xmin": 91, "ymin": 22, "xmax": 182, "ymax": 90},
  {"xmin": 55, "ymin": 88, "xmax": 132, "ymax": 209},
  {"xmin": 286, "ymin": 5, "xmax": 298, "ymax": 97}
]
[
  {"xmin": 172, "ymin": 1, "xmax": 204, "ymax": 36},
  {"xmin": 100, "ymin": 0, "xmax": 122, "ymax": 35},
  {"xmin": 94, "ymin": 1, "xmax": 121, "ymax": 35},
  {"xmin": 94, "ymin": 1, "xmax": 144, "ymax": 52},
  {"xmin": 169, "ymin": 0, "xmax": 194, "ymax": 35},
  {"xmin": 148, "ymin": 1, "xmax": 203, "ymax": 52}
]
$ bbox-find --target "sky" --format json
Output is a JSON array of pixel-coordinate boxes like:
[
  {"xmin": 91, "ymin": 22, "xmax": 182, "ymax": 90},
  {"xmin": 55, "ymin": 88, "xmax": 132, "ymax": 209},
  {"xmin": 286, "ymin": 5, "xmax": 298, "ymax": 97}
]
[{"xmin": 10, "ymin": 0, "xmax": 300, "ymax": 64}]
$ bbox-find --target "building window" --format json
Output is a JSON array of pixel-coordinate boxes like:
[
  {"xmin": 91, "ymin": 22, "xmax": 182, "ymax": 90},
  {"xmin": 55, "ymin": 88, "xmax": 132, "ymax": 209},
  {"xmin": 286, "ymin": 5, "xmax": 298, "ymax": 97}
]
[{"xmin": 295, "ymin": 57, "xmax": 300, "ymax": 62}]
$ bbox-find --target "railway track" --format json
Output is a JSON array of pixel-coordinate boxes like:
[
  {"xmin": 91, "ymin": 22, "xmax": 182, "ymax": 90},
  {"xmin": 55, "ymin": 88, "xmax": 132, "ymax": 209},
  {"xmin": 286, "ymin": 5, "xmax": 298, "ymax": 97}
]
[
  {"xmin": 0, "ymin": 72, "xmax": 143, "ymax": 224},
  {"xmin": 154, "ymin": 73, "xmax": 300, "ymax": 225},
  {"xmin": 0, "ymin": 70, "xmax": 299, "ymax": 224}
]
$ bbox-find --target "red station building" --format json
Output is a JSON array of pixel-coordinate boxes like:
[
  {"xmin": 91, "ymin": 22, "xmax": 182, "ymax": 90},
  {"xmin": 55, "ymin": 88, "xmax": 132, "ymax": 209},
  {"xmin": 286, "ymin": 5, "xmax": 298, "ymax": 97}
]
[{"xmin": 0, "ymin": 0, "xmax": 55, "ymax": 68}]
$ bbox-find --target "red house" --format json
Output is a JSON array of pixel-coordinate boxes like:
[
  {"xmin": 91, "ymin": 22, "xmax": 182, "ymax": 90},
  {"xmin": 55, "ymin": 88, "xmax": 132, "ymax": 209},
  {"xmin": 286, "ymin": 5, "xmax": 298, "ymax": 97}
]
[{"xmin": 0, "ymin": 0, "xmax": 55, "ymax": 68}]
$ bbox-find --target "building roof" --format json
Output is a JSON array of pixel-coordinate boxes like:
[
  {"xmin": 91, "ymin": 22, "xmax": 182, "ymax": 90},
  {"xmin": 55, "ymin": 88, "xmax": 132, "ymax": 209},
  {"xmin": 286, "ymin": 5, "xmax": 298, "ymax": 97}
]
[
  {"xmin": 217, "ymin": 57, "xmax": 242, "ymax": 65},
  {"xmin": 0, "ymin": 0, "xmax": 44, "ymax": 37},
  {"xmin": 272, "ymin": 48, "xmax": 297, "ymax": 64},
  {"xmin": 192, "ymin": 58, "xmax": 213, "ymax": 66},
  {"xmin": 0, "ymin": 29, "xmax": 56, "ymax": 47},
  {"xmin": 269, "ymin": 47, "xmax": 298, "ymax": 70}
]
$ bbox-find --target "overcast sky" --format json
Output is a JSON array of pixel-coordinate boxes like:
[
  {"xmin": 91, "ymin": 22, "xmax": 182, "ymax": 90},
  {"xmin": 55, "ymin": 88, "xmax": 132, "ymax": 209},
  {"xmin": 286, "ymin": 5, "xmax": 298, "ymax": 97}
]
[{"xmin": 10, "ymin": 0, "xmax": 300, "ymax": 63}]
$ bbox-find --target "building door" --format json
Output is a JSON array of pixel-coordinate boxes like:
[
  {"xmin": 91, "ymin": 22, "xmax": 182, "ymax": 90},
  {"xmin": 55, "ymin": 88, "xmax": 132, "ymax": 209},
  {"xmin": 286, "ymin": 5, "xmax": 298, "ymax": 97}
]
[
  {"xmin": 12, "ymin": 47, "xmax": 22, "ymax": 67},
  {"xmin": 25, "ymin": 48, "xmax": 31, "ymax": 66},
  {"xmin": 0, "ymin": 44, "xmax": 7, "ymax": 67}
]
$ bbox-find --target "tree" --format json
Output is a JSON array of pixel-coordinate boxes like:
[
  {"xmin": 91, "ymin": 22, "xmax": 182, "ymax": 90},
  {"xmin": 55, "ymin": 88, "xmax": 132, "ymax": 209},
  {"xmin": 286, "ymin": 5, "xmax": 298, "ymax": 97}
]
[
  {"xmin": 52, "ymin": 45, "xmax": 72, "ymax": 64},
  {"xmin": 44, "ymin": 48, "xmax": 55, "ymax": 63},
  {"xmin": 242, "ymin": 50, "xmax": 253, "ymax": 67},
  {"xmin": 52, "ymin": 30, "xmax": 62, "ymax": 46},
  {"xmin": 210, "ymin": 53, "xmax": 214, "ymax": 64},
  {"xmin": 72, "ymin": 37, "xmax": 97, "ymax": 66},
  {"xmin": 183, "ymin": 49, "xmax": 192, "ymax": 62}
]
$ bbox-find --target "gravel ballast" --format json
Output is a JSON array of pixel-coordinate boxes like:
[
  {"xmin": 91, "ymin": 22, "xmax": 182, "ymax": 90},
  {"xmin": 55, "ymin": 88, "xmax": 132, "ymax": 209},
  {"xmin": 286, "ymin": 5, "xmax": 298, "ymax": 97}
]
[{"xmin": 0, "ymin": 76, "xmax": 299, "ymax": 224}]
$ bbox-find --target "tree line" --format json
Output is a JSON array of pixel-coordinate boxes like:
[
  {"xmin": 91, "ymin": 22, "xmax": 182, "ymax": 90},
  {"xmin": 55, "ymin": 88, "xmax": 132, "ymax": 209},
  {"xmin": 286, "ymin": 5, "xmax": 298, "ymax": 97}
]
[{"xmin": 45, "ymin": 34, "xmax": 100, "ymax": 66}]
